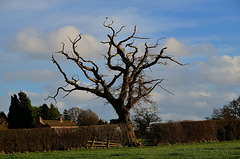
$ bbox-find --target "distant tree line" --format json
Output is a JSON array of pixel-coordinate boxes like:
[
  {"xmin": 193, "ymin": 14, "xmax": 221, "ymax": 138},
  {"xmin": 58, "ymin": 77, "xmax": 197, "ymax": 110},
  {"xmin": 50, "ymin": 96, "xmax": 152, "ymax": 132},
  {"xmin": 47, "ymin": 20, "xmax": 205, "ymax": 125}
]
[{"xmin": 0, "ymin": 91, "xmax": 107, "ymax": 129}]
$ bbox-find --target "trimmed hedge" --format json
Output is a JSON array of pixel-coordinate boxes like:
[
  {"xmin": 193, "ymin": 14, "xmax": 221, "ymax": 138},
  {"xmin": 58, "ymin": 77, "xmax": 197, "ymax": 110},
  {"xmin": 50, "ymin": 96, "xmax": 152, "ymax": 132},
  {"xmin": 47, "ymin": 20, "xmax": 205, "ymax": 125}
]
[
  {"xmin": 0, "ymin": 124, "xmax": 124, "ymax": 154},
  {"xmin": 147, "ymin": 120, "xmax": 240, "ymax": 145}
]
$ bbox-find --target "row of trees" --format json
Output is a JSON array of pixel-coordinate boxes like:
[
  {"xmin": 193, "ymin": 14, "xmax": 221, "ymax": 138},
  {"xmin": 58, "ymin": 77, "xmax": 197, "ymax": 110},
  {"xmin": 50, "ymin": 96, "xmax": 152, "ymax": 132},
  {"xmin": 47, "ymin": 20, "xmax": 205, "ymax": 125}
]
[{"xmin": 2, "ymin": 90, "xmax": 240, "ymax": 130}]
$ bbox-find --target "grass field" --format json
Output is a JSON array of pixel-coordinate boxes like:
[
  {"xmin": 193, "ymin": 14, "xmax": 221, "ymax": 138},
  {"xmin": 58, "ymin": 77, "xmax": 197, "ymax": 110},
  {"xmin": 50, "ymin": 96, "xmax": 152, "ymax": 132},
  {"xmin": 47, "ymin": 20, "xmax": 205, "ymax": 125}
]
[{"xmin": 1, "ymin": 141, "xmax": 240, "ymax": 159}]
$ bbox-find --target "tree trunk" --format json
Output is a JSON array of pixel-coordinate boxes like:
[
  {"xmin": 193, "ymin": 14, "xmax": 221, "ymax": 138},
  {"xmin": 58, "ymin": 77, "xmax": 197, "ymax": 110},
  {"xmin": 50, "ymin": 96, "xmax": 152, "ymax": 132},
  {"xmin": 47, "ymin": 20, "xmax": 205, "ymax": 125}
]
[{"xmin": 116, "ymin": 106, "xmax": 142, "ymax": 147}]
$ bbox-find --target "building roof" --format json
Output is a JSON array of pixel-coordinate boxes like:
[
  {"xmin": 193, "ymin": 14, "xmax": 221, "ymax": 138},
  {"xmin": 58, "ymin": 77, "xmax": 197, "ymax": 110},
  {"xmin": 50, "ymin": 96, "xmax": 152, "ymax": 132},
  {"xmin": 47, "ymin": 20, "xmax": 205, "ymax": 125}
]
[
  {"xmin": 40, "ymin": 120, "xmax": 78, "ymax": 127},
  {"xmin": 37, "ymin": 116, "xmax": 79, "ymax": 128}
]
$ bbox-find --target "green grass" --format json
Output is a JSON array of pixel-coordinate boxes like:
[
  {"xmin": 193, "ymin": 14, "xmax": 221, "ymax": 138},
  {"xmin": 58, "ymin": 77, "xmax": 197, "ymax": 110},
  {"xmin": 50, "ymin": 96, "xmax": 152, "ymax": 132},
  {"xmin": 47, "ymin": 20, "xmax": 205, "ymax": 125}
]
[{"xmin": 1, "ymin": 141, "xmax": 240, "ymax": 159}]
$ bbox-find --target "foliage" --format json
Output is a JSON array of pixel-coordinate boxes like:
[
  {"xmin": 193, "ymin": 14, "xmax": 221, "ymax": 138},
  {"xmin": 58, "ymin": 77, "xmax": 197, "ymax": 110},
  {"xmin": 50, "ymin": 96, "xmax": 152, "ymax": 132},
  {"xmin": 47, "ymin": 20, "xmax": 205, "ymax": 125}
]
[
  {"xmin": 77, "ymin": 109, "xmax": 99, "ymax": 126},
  {"xmin": 208, "ymin": 96, "xmax": 240, "ymax": 120},
  {"xmin": 2, "ymin": 141, "xmax": 240, "ymax": 158},
  {"xmin": 37, "ymin": 103, "xmax": 61, "ymax": 120}
]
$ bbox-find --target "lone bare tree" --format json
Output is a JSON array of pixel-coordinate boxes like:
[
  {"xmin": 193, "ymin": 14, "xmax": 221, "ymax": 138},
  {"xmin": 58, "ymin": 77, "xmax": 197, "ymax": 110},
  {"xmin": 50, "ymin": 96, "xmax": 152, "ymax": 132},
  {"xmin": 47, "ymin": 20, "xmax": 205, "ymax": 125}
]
[{"xmin": 47, "ymin": 18, "xmax": 184, "ymax": 146}]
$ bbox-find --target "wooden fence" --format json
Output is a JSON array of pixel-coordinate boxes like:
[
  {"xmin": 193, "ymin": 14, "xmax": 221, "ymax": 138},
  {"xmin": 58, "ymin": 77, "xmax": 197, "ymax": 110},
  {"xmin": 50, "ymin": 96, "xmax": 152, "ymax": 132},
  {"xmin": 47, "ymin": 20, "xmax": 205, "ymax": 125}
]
[{"xmin": 87, "ymin": 139, "xmax": 121, "ymax": 148}]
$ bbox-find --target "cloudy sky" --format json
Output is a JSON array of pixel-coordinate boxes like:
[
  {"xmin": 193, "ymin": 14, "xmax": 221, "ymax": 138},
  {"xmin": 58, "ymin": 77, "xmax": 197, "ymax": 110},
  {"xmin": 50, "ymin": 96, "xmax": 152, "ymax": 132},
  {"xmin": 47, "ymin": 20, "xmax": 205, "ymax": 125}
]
[{"xmin": 0, "ymin": 0, "xmax": 240, "ymax": 122}]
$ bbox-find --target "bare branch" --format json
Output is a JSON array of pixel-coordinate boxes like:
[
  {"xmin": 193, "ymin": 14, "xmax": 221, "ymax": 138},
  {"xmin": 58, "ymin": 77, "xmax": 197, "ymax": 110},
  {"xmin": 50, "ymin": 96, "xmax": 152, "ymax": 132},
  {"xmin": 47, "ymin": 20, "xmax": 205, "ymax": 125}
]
[
  {"xmin": 116, "ymin": 25, "xmax": 126, "ymax": 35},
  {"xmin": 159, "ymin": 85, "xmax": 174, "ymax": 95},
  {"xmin": 45, "ymin": 87, "xmax": 77, "ymax": 102},
  {"xmin": 107, "ymin": 72, "xmax": 123, "ymax": 88}
]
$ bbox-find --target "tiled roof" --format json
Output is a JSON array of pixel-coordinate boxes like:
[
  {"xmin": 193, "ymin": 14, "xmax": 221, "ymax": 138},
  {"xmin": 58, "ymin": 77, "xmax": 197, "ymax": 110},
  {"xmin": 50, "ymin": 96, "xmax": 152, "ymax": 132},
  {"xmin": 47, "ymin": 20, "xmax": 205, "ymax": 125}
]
[{"xmin": 41, "ymin": 120, "xmax": 78, "ymax": 127}]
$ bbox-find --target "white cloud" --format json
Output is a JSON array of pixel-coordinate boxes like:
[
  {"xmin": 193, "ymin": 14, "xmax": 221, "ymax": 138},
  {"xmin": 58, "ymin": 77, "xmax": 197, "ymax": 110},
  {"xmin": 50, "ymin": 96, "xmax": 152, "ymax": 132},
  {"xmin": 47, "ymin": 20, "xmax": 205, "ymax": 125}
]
[
  {"xmin": 148, "ymin": 54, "xmax": 240, "ymax": 121},
  {"xmin": 163, "ymin": 37, "xmax": 217, "ymax": 57},
  {"xmin": 198, "ymin": 55, "xmax": 240, "ymax": 86},
  {"xmin": 15, "ymin": 28, "xmax": 49, "ymax": 55},
  {"xmin": 14, "ymin": 26, "xmax": 107, "ymax": 60}
]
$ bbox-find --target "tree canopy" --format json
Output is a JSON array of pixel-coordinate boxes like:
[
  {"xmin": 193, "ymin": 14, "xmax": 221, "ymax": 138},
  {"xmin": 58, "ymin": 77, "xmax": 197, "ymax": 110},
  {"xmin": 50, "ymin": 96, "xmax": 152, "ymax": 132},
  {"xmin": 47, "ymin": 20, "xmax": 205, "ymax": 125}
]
[
  {"xmin": 77, "ymin": 108, "xmax": 99, "ymax": 126},
  {"xmin": 207, "ymin": 96, "xmax": 240, "ymax": 120}
]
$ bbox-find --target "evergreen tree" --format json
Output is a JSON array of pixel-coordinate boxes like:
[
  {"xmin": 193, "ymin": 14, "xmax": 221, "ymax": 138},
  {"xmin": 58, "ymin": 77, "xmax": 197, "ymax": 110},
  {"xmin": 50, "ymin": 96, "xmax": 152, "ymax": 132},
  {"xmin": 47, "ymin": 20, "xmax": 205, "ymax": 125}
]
[
  {"xmin": 37, "ymin": 103, "xmax": 60, "ymax": 120},
  {"xmin": 8, "ymin": 94, "xmax": 20, "ymax": 128},
  {"xmin": 39, "ymin": 104, "xmax": 50, "ymax": 119},
  {"xmin": 8, "ymin": 91, "xmax": 35, "ymax": 128},
  {"xmin": 32, "ymin": 106, "xmax": 40, "ymax": 126},
  {"xmin": 18, "ymin": 91, "xmax": 34, "ymax": 128},
  {"xmin": 48, "ymin": 103, "xmax": 60, "ymax": 120}
]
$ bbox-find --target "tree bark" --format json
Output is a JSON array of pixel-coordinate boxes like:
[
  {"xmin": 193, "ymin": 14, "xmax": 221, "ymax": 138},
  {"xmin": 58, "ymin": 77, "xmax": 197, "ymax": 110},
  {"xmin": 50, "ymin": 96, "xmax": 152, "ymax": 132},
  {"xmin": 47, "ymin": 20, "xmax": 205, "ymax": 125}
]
[{"xmin": 115, "ymin": 105, "xmax": 141, "ymax": 147}]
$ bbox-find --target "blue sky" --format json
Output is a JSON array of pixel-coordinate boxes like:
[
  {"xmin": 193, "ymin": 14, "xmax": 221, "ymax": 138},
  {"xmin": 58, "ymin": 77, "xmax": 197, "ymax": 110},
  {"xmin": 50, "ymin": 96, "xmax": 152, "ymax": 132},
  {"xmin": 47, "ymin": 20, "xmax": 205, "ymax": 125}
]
[{"xmin": 0, "ymin": 0, "xmax": 240, "ymax": 122}]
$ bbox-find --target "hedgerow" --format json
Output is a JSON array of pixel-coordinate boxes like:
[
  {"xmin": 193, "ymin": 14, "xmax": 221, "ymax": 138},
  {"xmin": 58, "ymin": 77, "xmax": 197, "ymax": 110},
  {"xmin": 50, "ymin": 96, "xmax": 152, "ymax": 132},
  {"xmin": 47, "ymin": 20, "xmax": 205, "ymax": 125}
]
[
  {"xmin": 0, "ymin": 124, "xmax": 123, "ymax": 154},
  {"xmin": 147, "ymin": 119, "xmax": 240, "ymax": 145}
]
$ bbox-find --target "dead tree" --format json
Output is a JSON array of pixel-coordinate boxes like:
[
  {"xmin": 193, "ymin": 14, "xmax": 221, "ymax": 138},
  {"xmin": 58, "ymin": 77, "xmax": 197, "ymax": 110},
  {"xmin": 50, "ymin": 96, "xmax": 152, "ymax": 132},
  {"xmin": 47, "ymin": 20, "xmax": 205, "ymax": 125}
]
[{"xmin": 47, "ymin": 18, "xmax": 185, "ymax": 146}]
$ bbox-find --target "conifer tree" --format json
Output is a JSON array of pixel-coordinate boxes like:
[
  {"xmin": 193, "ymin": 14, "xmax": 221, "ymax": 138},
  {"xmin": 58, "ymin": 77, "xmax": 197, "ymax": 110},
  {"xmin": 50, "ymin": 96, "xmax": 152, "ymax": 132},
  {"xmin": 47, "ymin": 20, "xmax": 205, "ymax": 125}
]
[
  {"xmin": 8, "ymin": 94, "xmax": 20, "ymax": 128},
  {"xmin": 8, "ymin": 91, "xmax": 34, "ymax": 128},
  {"xmin": 48, "ymin": 103, "xmax": 60, "ymax": 120}
]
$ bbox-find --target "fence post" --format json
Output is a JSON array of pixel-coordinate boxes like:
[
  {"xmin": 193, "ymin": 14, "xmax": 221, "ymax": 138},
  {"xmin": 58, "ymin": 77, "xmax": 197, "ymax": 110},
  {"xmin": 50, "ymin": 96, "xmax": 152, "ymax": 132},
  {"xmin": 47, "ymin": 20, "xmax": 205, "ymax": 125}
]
[
  {"xmin": 91, "ymin": 136, "xmax": 95, "ymax": 148},
  {"xmin": 107, "ymin": 139, "xmax": 110, "ymax": 148}
]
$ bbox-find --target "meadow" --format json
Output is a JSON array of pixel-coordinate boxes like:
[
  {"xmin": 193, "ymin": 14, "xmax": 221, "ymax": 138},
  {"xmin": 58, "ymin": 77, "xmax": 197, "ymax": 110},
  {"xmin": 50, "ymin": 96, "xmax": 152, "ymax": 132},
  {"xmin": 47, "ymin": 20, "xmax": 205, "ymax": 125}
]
[{"xmin": 1, "ymin": 141, "xmax": 240, "ymax": 159}]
